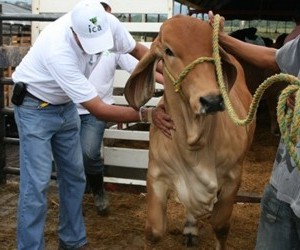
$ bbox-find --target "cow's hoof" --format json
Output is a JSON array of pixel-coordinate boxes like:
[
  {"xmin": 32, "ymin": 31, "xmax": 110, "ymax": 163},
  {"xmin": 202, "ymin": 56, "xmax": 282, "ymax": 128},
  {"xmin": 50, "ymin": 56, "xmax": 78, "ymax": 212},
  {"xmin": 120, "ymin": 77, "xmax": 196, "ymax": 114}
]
[{"xmin": 183, "ymin": 233, "xmax": 199, "ymax": 247}]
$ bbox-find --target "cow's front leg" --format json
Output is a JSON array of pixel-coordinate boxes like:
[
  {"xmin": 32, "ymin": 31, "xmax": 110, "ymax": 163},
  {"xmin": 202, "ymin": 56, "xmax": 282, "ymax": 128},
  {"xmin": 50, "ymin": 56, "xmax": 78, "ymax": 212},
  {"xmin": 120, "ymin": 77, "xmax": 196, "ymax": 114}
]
[
  {"xmin": 144, "ymin": 175, "xmax": 169, "ymax": 250},
  {"xmin": 210, "ymin": 178, "xmax": 240, "ymax": 250},
  {"xmin": 183, "ymin": 213, "xmax": 199, "ymax": 247}
]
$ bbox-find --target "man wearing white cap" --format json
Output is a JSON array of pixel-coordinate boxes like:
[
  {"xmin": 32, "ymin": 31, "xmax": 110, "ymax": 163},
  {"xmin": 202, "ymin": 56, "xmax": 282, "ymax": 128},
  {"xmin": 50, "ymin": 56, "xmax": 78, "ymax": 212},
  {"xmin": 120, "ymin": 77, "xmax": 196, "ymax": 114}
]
[{"xmin": 11, "ymin": 0, "xmax": 173, "ymax": 249}]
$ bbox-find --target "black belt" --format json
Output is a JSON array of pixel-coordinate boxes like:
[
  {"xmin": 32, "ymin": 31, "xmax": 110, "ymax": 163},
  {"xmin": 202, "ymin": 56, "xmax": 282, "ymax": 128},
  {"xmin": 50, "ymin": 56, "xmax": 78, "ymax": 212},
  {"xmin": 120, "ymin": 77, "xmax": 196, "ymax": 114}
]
[
  {"xmin": 26, "ymin": 92, "xmax": 72, "ymax": 107},
  {"xmin": 26, "ymin": 91, "xmax": 47, "ymax": 103},
  {"xmin": 25, "ymin": 91, "xmax": 51, "ymax": 108}
]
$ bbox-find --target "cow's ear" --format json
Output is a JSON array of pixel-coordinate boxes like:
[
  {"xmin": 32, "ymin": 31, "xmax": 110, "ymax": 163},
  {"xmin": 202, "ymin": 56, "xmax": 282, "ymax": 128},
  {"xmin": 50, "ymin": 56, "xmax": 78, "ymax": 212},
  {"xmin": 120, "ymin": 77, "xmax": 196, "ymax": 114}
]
[
  {"xmin": 219, "ymin": 46, "xmax": 237, "ymax": 90},
  {"xmin": 124, "ymin": 41, "xmax": 162, "ymax": 110}
]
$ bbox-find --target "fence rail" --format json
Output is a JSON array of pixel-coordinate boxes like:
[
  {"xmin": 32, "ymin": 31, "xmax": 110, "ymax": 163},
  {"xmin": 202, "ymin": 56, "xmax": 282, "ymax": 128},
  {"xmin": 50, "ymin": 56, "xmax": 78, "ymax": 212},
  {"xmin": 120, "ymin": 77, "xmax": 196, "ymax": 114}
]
[{"xmin": 0, "ymin": 13, "xmax": 62, "ymax": 22}]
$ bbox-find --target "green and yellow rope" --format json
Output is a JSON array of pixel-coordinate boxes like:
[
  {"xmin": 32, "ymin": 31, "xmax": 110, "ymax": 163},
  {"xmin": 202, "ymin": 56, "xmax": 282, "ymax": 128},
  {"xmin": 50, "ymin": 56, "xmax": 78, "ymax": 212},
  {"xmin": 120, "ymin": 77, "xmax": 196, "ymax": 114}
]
[{"xmin": 213, "ymin": 14, "xmax": 300, "ymax": 168}]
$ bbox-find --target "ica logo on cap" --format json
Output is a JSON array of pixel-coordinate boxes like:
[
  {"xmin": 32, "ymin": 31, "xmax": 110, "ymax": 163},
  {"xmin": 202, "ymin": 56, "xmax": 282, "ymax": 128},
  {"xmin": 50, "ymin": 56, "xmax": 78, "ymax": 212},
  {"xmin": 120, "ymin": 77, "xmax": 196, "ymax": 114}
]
[{"xmin": 88, "ymin": 17, "xmax": 103, "ymax": 34}]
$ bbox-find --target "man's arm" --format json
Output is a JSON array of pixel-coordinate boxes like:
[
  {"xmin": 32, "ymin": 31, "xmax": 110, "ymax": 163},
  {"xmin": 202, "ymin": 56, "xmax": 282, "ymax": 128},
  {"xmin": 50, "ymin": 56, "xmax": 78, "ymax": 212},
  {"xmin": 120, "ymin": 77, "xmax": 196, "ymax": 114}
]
[
  {"xmin": 208, "ymin": 11, "xmax": 280, "ymax": 73},
  {"xmin": 219, "ymin": 33, "xmax": 280, "ymax": 72},
  {"xmin": 82, "ymin": 96, "xmax": 139, "ymax": 122},
  {"xmin": 81, "ymin": 96, "xmax": 174, "ymax": 138},
  {"xmin": 129, "ymin": 42, "xmax": 149, "ymax": 61}
]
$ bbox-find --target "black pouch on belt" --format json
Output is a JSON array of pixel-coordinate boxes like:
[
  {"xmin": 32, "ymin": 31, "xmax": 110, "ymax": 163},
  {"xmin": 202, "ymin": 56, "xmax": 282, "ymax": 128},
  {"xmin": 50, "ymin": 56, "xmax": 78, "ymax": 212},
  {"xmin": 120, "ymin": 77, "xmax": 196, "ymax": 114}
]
[{"xmin": 11, "ymin": 82, "xmax": 27, "ymax": 106}]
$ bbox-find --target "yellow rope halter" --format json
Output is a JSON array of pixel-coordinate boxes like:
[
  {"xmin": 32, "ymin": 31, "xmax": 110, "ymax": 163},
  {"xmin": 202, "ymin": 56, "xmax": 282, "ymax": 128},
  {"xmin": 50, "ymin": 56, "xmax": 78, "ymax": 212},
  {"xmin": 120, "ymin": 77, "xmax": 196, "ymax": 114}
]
[
  {"xmin": 212, "ymin": 15, "xmax": 300, "ymax": 168},
  {"xmin": 164, "ymin": 56, "xmax": 215, "ymax": 96}
]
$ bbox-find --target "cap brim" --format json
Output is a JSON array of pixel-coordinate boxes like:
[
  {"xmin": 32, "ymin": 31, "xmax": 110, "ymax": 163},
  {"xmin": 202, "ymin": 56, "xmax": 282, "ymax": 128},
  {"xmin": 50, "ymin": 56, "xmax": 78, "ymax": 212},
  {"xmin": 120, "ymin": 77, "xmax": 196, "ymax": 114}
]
[{"xmin": 77, "ymin": 27, "xmax": 113, "ymax": 55}]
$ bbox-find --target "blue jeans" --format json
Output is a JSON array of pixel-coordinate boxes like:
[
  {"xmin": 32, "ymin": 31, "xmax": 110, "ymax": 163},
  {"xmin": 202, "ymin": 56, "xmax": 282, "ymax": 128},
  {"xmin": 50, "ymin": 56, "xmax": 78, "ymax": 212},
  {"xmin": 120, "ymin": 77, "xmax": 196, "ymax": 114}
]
[
  {"xmin": 79, "ymin": 114, "xmax": 106, "ymax": 175},
  {"xmin": 256, "ymin": 183, "xmax": 300, "ymax": 250},
  {"xmin": 14, "ymin": 95, "xmax": 87, "ymax": 250}
]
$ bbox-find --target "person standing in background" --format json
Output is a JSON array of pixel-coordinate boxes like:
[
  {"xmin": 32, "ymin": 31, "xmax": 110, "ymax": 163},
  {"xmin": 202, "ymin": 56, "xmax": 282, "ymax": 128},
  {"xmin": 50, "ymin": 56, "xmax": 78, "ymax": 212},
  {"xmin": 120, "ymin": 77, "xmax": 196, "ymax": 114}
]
[
  {"xmin": 78, "ymin": 0, "xmax": 135, "ymax": 216},
  {"xmin": 78, "ymin": 0, "xmax": 164, "ymax": 216},
  {"xmin": 79, "ymin": 51, "xmax": 138, "ymax": 215}
]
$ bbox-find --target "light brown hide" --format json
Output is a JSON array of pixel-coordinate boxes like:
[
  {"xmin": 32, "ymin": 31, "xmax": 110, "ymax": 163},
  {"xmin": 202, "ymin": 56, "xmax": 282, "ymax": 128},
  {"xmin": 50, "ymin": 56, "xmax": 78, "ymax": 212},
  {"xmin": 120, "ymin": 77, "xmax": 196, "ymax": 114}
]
[{"xmin": 124, "ymin": 15, "xmax": 255, "ymax": 250}]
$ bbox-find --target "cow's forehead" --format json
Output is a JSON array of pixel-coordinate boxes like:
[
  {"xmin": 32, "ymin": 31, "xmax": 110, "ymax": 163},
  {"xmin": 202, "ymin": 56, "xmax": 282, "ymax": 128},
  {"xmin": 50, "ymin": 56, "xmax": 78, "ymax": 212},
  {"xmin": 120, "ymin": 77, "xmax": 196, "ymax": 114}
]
[
  {"xmin": 160, "ymin": 16, "xmax": 213, "ymax": 55},
  {"xmin": 161, "ymin": 16, "xmax": 212, "ymax": 38}
]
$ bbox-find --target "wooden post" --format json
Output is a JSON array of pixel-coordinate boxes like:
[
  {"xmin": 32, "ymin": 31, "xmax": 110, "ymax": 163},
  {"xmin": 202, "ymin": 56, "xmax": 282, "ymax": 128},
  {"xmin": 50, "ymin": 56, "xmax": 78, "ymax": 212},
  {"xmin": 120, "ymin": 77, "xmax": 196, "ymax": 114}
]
[{"xmin": 0, "ymin": 4, "xmax": 6, "ymax": 184}]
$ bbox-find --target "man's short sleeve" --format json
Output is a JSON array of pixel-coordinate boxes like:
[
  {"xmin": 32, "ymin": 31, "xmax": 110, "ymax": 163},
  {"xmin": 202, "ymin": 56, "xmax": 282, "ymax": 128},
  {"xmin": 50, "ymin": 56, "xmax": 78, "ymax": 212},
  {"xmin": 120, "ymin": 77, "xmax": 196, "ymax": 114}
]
[{"xmin": 276, "ymin": 36, "xmax": 300, "ymax": 77}]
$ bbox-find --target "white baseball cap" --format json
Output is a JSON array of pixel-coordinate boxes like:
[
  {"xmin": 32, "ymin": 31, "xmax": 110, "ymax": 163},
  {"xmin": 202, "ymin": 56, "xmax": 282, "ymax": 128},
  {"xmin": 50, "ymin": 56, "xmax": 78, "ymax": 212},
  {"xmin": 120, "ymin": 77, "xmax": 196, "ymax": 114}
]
[{"xmin": 71, "ymin": 0, "xmax": 113, "ymax": 55}]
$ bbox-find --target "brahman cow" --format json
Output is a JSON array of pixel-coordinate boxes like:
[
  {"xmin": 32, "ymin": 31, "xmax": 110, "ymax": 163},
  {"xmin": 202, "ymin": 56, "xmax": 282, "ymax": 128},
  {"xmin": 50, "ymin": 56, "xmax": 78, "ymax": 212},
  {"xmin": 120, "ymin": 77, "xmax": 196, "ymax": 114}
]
[{"xmin": 124, "ymin": 15, "xmax": 255, "ymax": 250}]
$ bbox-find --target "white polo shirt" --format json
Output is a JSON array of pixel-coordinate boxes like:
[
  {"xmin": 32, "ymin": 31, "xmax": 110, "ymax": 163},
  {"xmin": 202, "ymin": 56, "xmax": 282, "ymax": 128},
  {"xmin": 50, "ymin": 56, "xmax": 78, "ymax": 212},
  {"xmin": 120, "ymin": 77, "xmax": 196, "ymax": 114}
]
[
  {"xmin": 77, "ymin": 51, "xmax": 138, "ymax": 115},
  {"xmin": 12, "ymin": 11, "xmax": 136, "ymax": 105}
]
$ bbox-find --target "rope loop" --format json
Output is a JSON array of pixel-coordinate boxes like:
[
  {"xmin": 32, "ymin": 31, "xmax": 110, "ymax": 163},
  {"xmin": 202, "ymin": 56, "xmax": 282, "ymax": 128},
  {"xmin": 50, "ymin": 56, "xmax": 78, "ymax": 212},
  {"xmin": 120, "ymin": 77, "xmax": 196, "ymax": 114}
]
[{"xmin": 213, "ymin": 14, "xmax": 300, "ymax": 169}]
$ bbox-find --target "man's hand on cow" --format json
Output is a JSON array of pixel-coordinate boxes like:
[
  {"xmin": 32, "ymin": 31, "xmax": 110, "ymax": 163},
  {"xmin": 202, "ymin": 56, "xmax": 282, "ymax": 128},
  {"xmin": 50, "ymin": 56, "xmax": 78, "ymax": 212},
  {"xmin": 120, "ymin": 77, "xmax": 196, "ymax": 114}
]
[
  {"xmin": 208, "ymin": 11, "xmax": 225, "ymax": 33},
  {"xmin": 152, "ymin": 104, "xmax": 175, "ymax": 139}
]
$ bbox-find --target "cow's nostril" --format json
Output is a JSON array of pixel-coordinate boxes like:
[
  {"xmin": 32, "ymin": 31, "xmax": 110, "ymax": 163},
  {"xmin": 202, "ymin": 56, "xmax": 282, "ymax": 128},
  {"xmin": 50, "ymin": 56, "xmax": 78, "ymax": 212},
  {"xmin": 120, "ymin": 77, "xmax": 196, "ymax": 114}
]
[{"xmin": 200, "ymin": 95, "xmax": 225, "ymax": 113}]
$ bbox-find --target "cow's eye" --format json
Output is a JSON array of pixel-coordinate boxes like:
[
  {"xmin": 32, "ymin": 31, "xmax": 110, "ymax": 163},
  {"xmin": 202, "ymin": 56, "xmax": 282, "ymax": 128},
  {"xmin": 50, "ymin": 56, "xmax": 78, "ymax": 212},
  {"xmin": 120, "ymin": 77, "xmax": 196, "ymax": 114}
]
[{"xmin": 165, "ymin": 48, "xmax": 174, "ymax": 56}]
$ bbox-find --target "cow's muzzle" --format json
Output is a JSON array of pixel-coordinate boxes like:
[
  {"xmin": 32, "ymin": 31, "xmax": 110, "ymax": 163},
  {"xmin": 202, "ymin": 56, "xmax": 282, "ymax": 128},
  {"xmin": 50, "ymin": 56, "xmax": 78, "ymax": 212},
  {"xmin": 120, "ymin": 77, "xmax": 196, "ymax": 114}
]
[{"xmin": 200, "ymin": 94, "xmax": 225, "ymax": 114}]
